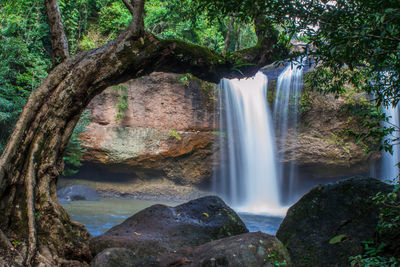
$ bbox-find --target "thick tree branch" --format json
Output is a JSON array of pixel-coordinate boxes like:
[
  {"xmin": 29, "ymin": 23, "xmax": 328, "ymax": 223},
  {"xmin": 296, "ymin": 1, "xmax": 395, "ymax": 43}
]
[
  {"xmin": 121, "ymin": 0, "xmax": 135, "ymax": 15},
  {"xmin": 44, "ymin": 0, "xmax": 69, "ymax": 64}
]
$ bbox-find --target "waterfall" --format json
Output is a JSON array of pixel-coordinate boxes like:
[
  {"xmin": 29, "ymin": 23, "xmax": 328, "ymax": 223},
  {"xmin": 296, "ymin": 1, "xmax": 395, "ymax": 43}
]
[
  {"xmin": 215, "ymin": 72, "xmax": 286, "ymax": 215},
  {"xmin": 273, "ymin": 62, "xmax": 304, "ymax": 204},
  {"xmin": 381, "ymin": 104, "xmax": 400, "ymax": 182}
]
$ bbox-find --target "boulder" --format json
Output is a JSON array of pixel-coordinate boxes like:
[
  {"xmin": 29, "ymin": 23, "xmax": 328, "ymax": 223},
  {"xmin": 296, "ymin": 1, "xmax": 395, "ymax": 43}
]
[
  {"xmin": 90, "ymin": 232, "xmax": 291, "ymax": 267},
  {"xmin": 276, "ymin": 177, "xmax": 399, "ymax": 267},
  {"xmin": 89, "ymin": 196, "xmax": 248, "ymax": 257},
  {"xmin": 57, "ymin": 185, "xmax": 99, "ymax": 202},
  {"xmin": 89, "ymin": 248, "xmax": 136, "ymax": 267}
]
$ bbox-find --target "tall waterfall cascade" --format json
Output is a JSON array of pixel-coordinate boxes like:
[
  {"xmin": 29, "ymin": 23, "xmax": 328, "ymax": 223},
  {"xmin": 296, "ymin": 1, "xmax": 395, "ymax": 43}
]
[
  {"xmin": 214, "ymin": 72, "xmax": 286, "ymax": 215},
  {"xmin": 381, "ymin": 104, "xmax": 400, "ymax": 182},
  {"xmin": 273, "ymin": 62, "xmax": 304, "ymax": 204},
  {"xmin": 214, "ymin": 62, "xmax": 306, "ymax": 216}
]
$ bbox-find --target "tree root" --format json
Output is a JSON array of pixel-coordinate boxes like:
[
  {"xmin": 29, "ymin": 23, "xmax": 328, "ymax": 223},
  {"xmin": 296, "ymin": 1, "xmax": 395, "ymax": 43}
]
[
  {"xmin": 0, "ymin": 228, "xmax": 12, "ymax": 250},
  {"xmin": 25, "ymin": 141, "xmax": 39, "ymax": 265}
]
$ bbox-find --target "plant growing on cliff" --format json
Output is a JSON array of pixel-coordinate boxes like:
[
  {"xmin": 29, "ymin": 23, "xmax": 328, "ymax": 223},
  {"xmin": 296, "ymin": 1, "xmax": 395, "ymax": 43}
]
[
  {"xmin": 169, "ymin": 130, "xmax": 182, "ymax": 141},
  {"xmin": 111, "ymin": 84, "xmax": 129, "ymax": 121}
]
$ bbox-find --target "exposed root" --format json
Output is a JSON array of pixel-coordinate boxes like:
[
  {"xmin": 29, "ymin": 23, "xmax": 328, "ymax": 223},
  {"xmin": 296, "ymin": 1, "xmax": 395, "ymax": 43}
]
[{"xmin": 25, "ymin": 141, "xmax": 39, "ymax": 265}]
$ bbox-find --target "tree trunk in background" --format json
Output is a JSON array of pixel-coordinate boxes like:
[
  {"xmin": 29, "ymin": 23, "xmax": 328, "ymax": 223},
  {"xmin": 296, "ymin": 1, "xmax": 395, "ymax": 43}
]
[
  {"xmin": 224, "ymin": 16, "xmax": 235, "ymax": 55},
  {"xmin": 235, "ymin": 25, "xmax": 241, "ymax": 51},
  {"xmin": 0, "ymin": 1, "xmax": 286, "ymax": 265}
]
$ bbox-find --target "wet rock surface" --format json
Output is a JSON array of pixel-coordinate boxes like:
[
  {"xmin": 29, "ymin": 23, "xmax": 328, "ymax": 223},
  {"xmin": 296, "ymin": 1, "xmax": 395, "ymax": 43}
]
[
  {"xmin": 90, "ymin": 232, "xmax": 291, "ymax": 267},
  {"xmin": 89, "ymin": 196, "xmax": 248, "ymax": 257},
  {"xmin": 57, "ymin": 185, "xmax": 99, "ymax": 202},
  {"xmin": 276, "ymin": 177, "xmax": 399, "ymax": 267}
]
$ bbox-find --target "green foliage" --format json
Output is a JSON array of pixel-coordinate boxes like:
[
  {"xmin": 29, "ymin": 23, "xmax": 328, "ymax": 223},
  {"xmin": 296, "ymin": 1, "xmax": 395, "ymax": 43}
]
[
  {"xmin": 267, "ymin": 253, "xmax": 288, "ymax": 266},
  {"xmin": 349, "ymin": 184, "xmax": 400, "ymax": 266},
  {"xmin": 373, "ymin": 184, "xmax": 400, "ymax": 233},
  {"xmin": 145, "ymin": 0, "xmax": 256, "ymax": 53},
  {"xmin": 339, "ymin": 96, "xmax": 392, "ymax": 155},
  {"xmin": 349, "ymin": 241, "xmax": 398, "ymax": 267},
  {"xmin": 58, "ymin": 0, "xmax": 91, "ymax": 53},
  {"xmin": 0, "ymin": 0, "xmax": 52, "ymax": 154},
  {"xmin": 110, "ymin": 84, "xmax": 129, "ymax": 121},
  {"xmin": 329, "ymin": 234, "xmax": 347, "ymax": 244},
  {"xmin": 291, "ymin": 0, "xmax": 399, "ymax": 108},
  {"xmin": 305, "ymin": 68, "xmax": 392, "ymax": 155},
  {"xmin": 169, "ymin": 130, "xmax": 182, "ymax": 141},
  {"xmin": 62, "ymin": 111, "xmax": 91, "ymax": 176},
  {"xmin": 179, "ymin": 73, "xmax": 193, "ymax": 86},
  {"xmin": 96, "ymin": 1, "xmax": 131, "ymax": 37},
  {"xmin": 298, "ymin": 90, "xmax": 312, "ymax": 115}
]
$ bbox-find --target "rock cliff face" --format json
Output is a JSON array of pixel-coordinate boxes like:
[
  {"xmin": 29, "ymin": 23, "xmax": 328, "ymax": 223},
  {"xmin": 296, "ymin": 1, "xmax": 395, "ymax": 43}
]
[
  {"xmin": 73, "ymin": 72, "xmax": 218, "ymax": 196},
  {"xmin": 70, "ymin": 70, "xmax": 376, "ymax": 196},
  {"xmin": 277, "ymin": 92, "xmax": 377, "ymax": 181}
]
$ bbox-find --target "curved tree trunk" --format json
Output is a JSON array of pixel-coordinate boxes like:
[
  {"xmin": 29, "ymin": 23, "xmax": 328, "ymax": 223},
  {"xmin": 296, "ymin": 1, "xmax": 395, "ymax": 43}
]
[{"xmin": 0, "ymin": 3, "xmax": 286, "ymax": 266}]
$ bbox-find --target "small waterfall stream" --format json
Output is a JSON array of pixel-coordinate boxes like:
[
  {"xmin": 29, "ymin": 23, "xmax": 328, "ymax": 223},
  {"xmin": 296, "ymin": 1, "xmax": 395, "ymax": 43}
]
[
  {"xmin": 273, "ymin": 62, "xmax": 304, "ymax": 204},
  {"xmin": 381, "ymin": 105, "xmax": 400, "ymax": 182}
]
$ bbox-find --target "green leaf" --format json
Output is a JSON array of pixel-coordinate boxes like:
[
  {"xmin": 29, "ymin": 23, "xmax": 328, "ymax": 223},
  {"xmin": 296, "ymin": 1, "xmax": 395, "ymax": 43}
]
[{"xmin": 329, "ymin": 234, "xmax": 347, "ymax": 244}]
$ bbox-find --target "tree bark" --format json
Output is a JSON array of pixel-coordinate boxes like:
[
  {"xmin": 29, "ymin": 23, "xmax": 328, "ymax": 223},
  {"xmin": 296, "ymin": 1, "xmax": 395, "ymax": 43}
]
[
  {"xmin": 0, "ymin": 2, "xmax": 287, "ymax": 266},
  {"xmin": 45, "ymin": 0, "xmax": 70, "ymax": 64}
]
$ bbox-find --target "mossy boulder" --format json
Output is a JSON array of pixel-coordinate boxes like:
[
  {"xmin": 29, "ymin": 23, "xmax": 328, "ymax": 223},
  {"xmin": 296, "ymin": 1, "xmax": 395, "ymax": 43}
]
[
  {"xmin": 276, "ymin": 177, "xmax": 399, "ymax": 267},
  {"xmin": 90, "ymin": 232, "xmax": 291, "ymax": 267},
  {"xmin": 89, "ymin": 196, "xmax": 248, "ymax": 258}
]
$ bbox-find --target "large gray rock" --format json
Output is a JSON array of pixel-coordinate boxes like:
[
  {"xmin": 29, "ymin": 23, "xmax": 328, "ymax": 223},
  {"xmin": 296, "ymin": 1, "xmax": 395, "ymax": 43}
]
[
  {"xmin": 90, "ymin": 232, "xmax": 291, "ymax": 267},
  {"xmin": 89, "ymin": 196, "xmax": 248, "ymax": 258},
  {"xmin": 276, "ymin": 177, "xmax": 399, "ymax": 267}
]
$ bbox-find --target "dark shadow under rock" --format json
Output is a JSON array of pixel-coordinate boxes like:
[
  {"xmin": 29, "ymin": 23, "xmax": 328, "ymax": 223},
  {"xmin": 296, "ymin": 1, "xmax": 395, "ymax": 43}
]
[
  {"xmin": 89, "ymin": 196, "xmax": 248, "ymax": 258},
  {"xmin": 276, "ymin": 177, "xmax": 399, "ymax": 267},
  {"xmin": 90, "ymin": 232, "xmax": 291, "ymax": 267}
]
